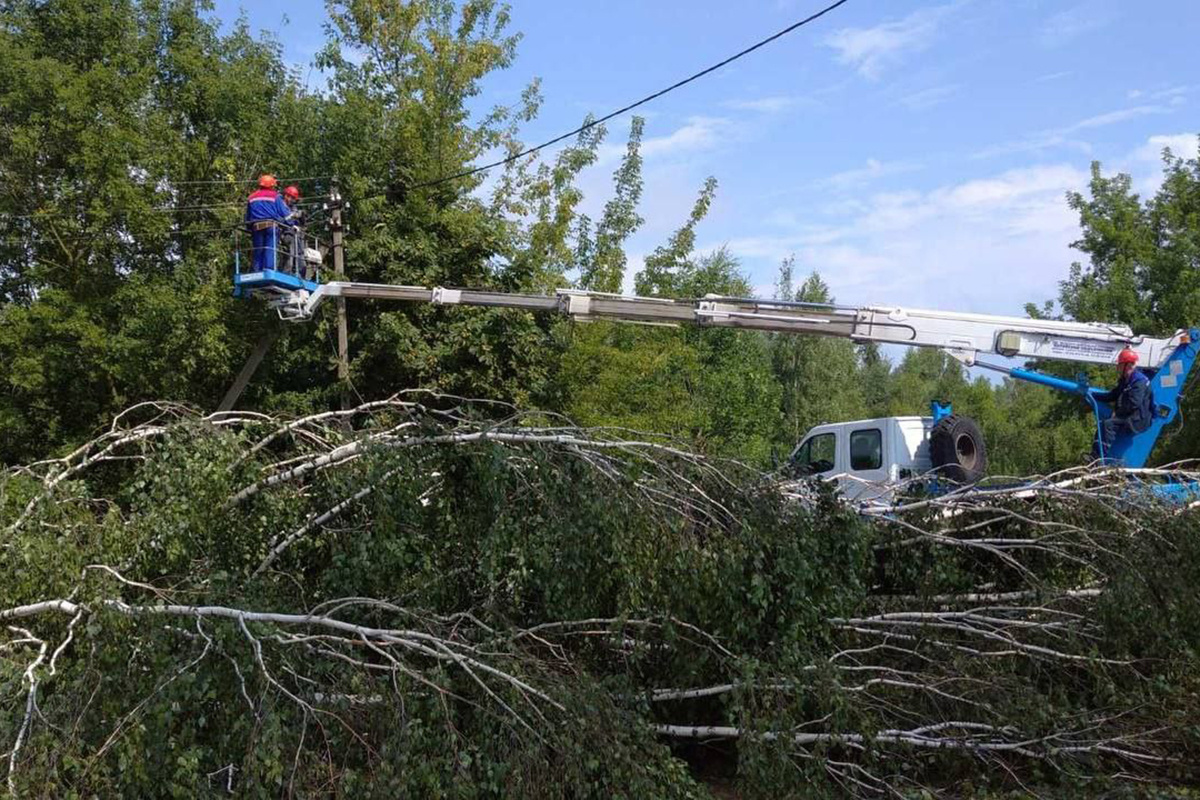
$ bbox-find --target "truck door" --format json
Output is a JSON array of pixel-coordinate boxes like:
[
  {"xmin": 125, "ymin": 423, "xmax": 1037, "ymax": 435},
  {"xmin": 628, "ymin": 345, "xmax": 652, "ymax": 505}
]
[
  {"xmin": 790, "ymin": 431, "xmax": 838, "ymax": 477},
  {"xmin": 845, "ymin": 426, "xmax": 888, "ymax": 491}
]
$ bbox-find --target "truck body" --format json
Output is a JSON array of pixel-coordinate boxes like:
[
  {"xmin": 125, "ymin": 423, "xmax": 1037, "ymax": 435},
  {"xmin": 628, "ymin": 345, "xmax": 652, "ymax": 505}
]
[{"xmin": 787, "ymin": 415, "xmax": 935, "ymax": 503}]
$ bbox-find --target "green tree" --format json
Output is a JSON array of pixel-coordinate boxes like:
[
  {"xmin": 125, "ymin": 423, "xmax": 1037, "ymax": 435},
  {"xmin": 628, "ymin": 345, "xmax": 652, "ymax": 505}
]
[
  {"xmin": 885, "ymin": 347, "xmax": 968, "ymax": 416},
  {"xmin": 1031, "ymin": 139, "xmax": 1200, "ymax": 463},
  {"xmin": 768, "ymin": 260, "xmax": 865, "ymax": 449},
  {"xmin": 633, "ymin": 177, "xmax": 716, "ymax": 297},
  {"xmin": 984, "ymin": 378, "xmax": 1092, "ymax": 475},
  {"xmin": 575, "ymin": 117, "xmax": 645, "ymax": 293},
  {"xmin": 565, "ymin": 247, "xmax": 780, "ymax": 463},
  {"xmin": 0, "ymin": 0, "xmax": 319, "ymax": 460},
  {"xmin": 1053, "ymin": 142, "xmax": 1200, "ymax": 335},
  {"xmin": 859, "ymin": 342, "xmax": 892, "ymax": 418},
  {"xmin": 563, "ymin": 174, "xmax": 779, "ymax": 463}
]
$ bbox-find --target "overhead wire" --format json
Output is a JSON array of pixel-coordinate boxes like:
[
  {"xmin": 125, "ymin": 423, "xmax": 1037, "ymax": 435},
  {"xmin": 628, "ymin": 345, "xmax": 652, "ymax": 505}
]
[
  {"xmin": 4, "ymin": 169, "xmax": 335, "ymax": 186},
  {"xmin": 164, "ymin": 175, "xmax": 335, "ymax": 186},
  {"xmin": 0, "ymin": 225, "xmax": 267, "ymax": 246},
  {"xmin": 144, "ymin": 196, "xmax": 332, "ymax": 213},
  {"xmin": 1, "ymin": 197, "xmax": 332, "ymax": 221},
  {"xmin": 1, "ymin": 200, "xmax": 334, "ymax": 244},
  {"xmin": 171, "ymin": 175, "xmax": 336, "ymax": 185},
  {"xmin": 378, "ymin": 0, "xmax": 852, "ymax": 196}
]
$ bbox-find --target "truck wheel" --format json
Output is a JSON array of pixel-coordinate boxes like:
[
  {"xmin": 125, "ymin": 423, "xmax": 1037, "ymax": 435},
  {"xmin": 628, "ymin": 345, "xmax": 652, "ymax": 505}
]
[{"xmin": 930, "ymin": 414, "xmax": 988, "ymax": 484}]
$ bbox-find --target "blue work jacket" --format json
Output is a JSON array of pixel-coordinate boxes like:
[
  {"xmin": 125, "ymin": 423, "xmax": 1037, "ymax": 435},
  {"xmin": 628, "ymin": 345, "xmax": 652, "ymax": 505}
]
[
  {"xmin": 1095, "ymin": 370, "xmax": 1153, "ymax": 432},
  {"xmin": 244, "ymin": 189, "xmax": 294, "ymax": 226}
]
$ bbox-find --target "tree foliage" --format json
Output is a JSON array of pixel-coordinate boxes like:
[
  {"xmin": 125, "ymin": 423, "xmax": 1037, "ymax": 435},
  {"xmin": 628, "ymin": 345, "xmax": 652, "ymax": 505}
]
[
  {"xmin": 2, "ymin": 404, "xmax": 1199, "ymax": 797},
  {"xmin": 769, "ymin": 261, "xmax": 865, "ymax": 450},
  {"xmin": 565, "ymin": 245, "xmax": 781, "ymax": 464}
]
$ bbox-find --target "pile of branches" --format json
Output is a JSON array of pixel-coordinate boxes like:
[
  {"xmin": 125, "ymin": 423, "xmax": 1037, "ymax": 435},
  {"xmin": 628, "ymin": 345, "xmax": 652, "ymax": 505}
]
[{"xmin": 2, "ymin": 396, "xmax": 1199, "ymax": 797}]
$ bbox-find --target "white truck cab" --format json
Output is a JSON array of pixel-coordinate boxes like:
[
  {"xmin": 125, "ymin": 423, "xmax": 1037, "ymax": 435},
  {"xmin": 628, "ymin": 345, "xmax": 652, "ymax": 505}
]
[{"xmin": 787, "ymin": 414, "xmax": 939, "ymax": 503}]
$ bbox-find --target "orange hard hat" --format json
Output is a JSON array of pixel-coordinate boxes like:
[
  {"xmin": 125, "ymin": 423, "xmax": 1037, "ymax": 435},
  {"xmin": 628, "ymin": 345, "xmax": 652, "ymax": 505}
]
[
  {"xmin": 284, "ymin": 185, "xmax": 301, "ymax": 200},
  {"xmin": 1117, "ymin": 348, "xmax": 1139, "ymax": 365},
  {"xmin": 258, "ymin": 174, "xmax": 278, "ymax": 189}
]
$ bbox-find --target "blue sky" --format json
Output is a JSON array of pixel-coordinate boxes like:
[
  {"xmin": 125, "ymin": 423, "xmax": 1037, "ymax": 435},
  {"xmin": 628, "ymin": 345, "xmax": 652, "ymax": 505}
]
[{"xmin": 213, "ymin": 0, "xmax": 1199, "ymax": 320}]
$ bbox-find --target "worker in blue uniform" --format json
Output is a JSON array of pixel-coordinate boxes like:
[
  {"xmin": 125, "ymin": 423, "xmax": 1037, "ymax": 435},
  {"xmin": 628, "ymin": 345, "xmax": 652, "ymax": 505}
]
[
  {"xmin": 1092, "ymin": 347, "xmax": 1154, "ymax": 459},
  {"xmin": 280, "ymin": 185, "xmax": 304, "ymax": 275},
  {"xmin": 244, "ymin": 175, "xmax": 294, "ymax": 272}
]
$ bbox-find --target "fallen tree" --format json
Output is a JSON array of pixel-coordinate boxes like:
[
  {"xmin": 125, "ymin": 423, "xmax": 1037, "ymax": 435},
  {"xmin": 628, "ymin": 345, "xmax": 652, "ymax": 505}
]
[{"xmin": 2, "ymin": 396, "xmax": 1199, "ymax": 797}]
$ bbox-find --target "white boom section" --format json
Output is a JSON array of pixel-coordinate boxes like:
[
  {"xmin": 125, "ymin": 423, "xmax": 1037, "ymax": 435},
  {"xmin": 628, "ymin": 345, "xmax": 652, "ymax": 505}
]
[{"xmin": 294, "ymin": 282, "xmax": 1186, "ymax": 369}]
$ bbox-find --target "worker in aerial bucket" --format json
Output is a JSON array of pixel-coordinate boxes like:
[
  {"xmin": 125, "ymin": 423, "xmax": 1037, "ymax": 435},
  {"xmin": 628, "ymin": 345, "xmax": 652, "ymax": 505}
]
[
  {"xmin": 244, "ymin": 174, "xmax": 295, "ymax": 272},
  {"xmin": 281, "ymin": 185, "xmax": 304, "ymax": 276},
  {"xmin": 283, "ymin": 184, "xmax": 302, "ymax": 216},
  {"xmin": 1092, "ymin": 347, "xmax": 1154, "ymax": 460}
]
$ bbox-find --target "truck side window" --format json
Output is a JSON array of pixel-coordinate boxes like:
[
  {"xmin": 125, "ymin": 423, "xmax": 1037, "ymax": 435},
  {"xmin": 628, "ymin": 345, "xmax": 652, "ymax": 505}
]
[
  {"xmin": 793, "ymin": 432, "xmax": 836, "ymax": 475},
  {"xmin": 850, "ymin": 428, "xmax": 882, "ymax": 471}
]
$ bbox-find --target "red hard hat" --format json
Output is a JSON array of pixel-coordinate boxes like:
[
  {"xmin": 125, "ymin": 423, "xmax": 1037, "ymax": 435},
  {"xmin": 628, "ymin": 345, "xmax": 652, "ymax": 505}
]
[
  {"xmin": 284, "ymin": 185, "xmax": 301, "ymax": 200},
  {"xmin": 1117, "ymin": 348, "xmax": 1139, "ymax": 365},
  {"xmin": 258, "ymin": 174, "xmax": 277, "ymax": 189}
]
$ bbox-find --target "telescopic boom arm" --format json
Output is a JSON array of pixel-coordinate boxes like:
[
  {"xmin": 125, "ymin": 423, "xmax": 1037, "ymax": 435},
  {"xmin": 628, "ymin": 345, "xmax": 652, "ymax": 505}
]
[
  {"xmin": 296, "ymin": 281, "xmax": 1189, "ymax": 370},
  {"xmin": 251, "ymin": 279, "xmax": 1198, "ymax": 468}
]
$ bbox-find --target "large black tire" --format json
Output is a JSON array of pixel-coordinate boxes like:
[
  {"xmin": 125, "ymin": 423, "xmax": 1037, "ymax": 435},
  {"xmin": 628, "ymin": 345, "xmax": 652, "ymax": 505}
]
[{"xmin": 929, "ymin": 414, "xmax": 988, "ymax": 484}]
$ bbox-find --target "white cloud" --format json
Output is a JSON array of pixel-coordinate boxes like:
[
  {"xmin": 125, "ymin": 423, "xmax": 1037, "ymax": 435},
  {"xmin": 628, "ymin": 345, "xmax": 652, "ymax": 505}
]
[
  {"xmin": 1038, "ymin": 3, "xmax": 1114, "ymax": 47},
  {"xmin": 851, "ymin": 166, "xmax": 1087, "ymax": 247},
  {"xmin": 824, "ymin": 3, "xmax": 959, "ymax": 80},
  {"xmin": 641, "ymin": 116, "xmax": 729, "ymax": 159},
  {"xmin": 713, "ymin": 163, "xmax": 1091, "ymax": 315},
  {"xmin": 1125, "ymin": 85, "xmax": 1193, "ymax": 106},
  {"xmin": 897, "ymin": 83, "xmax": 961, "ymax": 111},
  {"xmin": 723, "ymin": 96, "xmax": 801, "ymax": 113},
  {"xmin": 1133, "ymin": 133, "xmax": 1199, "ymax": 163},
  {"xmin": 1033, "ymin": 70, "xmax": 1073, "ymax": 84},
  {"xmin": 973, "ymin": 103, "xmax": 1173, "ymax": 159},
  {"xmin": 596, "ymin": 116, "xmax": 732, "ymax": 166},
  {"xmin": 820, "ymin": 158, "xmax": 923, "ymax": 191},
  {"xmin": 941, "ymin": 165, "xmax": 1083, "ymax": 208},
  {"xmin": 972, "ymin": 135, "xmax": 1086, "ymax": 160},
  {"xmin": 1065, "ymin": 105, "xmax": 1170, "ymax": 133},
  {"xmin": 1150, "ymin": 85, "xmax": 1192, "ymax": 107}
]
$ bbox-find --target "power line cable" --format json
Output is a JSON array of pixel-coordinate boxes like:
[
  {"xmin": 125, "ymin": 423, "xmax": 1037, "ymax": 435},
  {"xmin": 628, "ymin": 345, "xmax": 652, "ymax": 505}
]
[
  {"xmin": 4, "ymin": 170, "xmax": 335, "ymax": 186},
  {"xmin": 138, "ymin": 197, "xmax": 331, "ymax": 214},
  {"xmin": 0, "ymin": 225, "xmax": 244, "ymax": 246},
  {"xmin": 2, "ymin": 197, "xmax": 331, "ymax": 221},
  {"xmin": 165, "ymin": 175, "xmax": 335, "ymax": 186},
  {"xmin": 385, "ymin": 0, "xmax": 851, "ymax": 195}
]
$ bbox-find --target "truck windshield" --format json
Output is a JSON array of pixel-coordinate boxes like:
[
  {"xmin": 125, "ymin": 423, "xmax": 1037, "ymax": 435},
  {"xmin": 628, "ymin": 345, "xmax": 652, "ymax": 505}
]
[{"xmin": 792, "ymin": 432, "xmax": 836, "ymax": 475}]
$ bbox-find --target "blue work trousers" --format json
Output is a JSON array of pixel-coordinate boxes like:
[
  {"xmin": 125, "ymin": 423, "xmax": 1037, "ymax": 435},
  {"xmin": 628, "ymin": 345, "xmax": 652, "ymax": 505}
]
[
  {"xmin": 251, "ymin": 227, "xmax": 279, "ymax": 271},
  {"xmin": 1093, "ymin": 416, "xmax": 1135, "ymax": 460}
]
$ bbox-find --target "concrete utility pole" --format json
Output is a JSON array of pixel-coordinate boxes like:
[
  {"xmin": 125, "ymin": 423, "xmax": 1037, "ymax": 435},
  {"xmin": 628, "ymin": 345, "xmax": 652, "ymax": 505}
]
[
  {"xmin": 217, "ymin": 324, "xmax": 283, "ymax": 412},
  {"xmin": 329, "ymin": 184, "xmax": 350, "ymax": 410}
]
